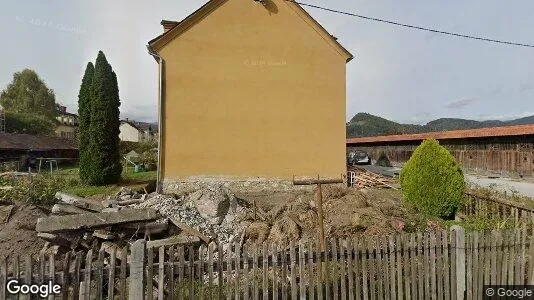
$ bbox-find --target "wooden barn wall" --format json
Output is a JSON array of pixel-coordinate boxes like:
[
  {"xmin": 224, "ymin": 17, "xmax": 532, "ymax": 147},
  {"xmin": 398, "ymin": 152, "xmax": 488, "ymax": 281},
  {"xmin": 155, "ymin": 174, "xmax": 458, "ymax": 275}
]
[{"xmin": 348, "ymin": 136, "xmax": 534, "ymax": 177}]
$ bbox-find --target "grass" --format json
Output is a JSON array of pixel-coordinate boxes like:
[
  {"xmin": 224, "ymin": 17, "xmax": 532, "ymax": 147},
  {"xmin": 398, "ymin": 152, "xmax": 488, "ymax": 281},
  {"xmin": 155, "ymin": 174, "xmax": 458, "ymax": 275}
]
[{"xmin": 55, "ymin": 167, "xmax": 157, "ymax": 198}]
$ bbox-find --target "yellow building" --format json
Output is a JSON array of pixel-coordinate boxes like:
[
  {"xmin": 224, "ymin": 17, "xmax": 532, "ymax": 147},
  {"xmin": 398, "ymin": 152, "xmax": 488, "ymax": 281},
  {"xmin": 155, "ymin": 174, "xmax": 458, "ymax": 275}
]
[{"xmin": 147, "ymin": 0, "xmax": 353, "ymax": 192}]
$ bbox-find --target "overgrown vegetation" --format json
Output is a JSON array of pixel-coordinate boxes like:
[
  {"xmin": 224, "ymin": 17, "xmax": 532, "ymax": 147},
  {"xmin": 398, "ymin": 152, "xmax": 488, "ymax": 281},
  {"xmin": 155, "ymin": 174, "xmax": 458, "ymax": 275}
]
[
  {"xmin": 400, "ymin": 139, "xmax": 465, "ymax": 219},
  {"xmin": 0, "ymin": 174, "xmax": 76, "ymax": 206},
  {"xmin": 78, "ymin": 51, "xmax": 122, "ymax": 185}
]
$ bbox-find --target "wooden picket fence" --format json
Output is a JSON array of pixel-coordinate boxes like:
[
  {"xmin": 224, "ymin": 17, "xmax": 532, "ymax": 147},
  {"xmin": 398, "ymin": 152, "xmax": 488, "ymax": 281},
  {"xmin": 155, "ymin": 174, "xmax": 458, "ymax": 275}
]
[
  {"xmin": 1, "ymin": 227, "xmax": 534, "ymax": 299},
  {"xmin": 463, "ymin": 192, "xmax": 534, "ymax": 223}
]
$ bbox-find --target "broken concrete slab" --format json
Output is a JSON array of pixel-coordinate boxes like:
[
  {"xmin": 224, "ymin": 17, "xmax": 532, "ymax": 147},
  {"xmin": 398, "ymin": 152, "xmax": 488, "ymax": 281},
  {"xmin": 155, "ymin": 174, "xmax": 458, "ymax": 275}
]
[
  {"xmin": 146, "ymin": 235, "xmax": 201, "ymax": 248},
  {"xmin": 55, "ymin": 192, "xmax": 103, "ymax": 212},
  {"xmin": 51, "ymin": 203, "xmax": 94, "ymax": 215},
  {"xmin": 36, "ymin": 208, "xmax": 159, "ymax": 233}
]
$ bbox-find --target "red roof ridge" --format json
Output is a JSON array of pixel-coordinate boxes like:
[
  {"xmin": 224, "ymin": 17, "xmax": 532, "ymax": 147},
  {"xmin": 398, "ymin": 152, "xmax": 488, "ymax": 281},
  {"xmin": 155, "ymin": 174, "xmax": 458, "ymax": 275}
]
[{"xmin": 346, "ymin": 124, "xmax": 534, "ymax": 144}]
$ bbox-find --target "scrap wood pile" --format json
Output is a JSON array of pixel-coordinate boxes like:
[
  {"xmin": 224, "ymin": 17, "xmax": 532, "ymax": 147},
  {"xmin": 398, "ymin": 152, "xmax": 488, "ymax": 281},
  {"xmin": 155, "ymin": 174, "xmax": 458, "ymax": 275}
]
[
  {"xmin": 352, "ymin": 168, "xmax": 398, "ymax": 190},
  {"xmin": 35, "ymin": 189, "xmax": 209, "ymax": 257}
]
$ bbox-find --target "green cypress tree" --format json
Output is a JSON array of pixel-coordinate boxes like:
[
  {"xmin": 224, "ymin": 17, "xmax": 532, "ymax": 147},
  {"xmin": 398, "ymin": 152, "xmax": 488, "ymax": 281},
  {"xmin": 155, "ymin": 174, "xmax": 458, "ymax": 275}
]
[
  {"xmin": 77, "ymin": 62, "xmax": 94, "ymax": 182},
  {"xmin": 87, "ymin": 51, "xmax": 122, "ymax": 185}
]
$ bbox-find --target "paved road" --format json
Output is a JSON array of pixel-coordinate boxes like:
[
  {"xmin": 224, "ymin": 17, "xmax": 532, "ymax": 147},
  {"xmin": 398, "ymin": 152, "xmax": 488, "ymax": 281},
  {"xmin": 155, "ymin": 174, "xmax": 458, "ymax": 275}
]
[{"xmin": 465, "ymin": 175, "xmax": 534, "ymax": 198}]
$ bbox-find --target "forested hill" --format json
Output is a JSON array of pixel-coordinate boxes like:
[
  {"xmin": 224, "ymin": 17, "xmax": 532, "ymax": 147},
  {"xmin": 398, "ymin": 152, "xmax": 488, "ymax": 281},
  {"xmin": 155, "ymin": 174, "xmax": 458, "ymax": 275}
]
[{"xmin": 346, "ymin": 113, "xmax": 534, "ymax": 138}]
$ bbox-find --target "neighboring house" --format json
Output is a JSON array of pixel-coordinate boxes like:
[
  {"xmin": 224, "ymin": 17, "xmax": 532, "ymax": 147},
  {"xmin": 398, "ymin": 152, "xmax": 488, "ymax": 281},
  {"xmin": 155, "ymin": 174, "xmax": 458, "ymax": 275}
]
[
  {"xmin": 119, "ymin": 119, "xmax": 158, "ymax": 143},
  {"xmin": 55, "ymin": 106, "xmax": 77, "ymax": 139},
  {"xmin": 147, "ymin": 0, "xmax": 353, "ymax": 192}
]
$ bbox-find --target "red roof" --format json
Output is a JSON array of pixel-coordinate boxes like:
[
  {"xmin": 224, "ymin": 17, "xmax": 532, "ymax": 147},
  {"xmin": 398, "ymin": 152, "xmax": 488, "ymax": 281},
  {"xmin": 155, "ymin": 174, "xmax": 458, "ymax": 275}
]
[{"xmin": 346, "ymin": 124, "xmax": 534, "ymax": 145}]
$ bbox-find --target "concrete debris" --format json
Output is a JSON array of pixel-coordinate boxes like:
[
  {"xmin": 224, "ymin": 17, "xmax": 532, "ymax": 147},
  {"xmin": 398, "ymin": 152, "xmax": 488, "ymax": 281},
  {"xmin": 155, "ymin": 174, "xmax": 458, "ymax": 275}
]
[
  {"xmin": 36, "ymin": 208, "xmax": 159, "ymax": 232},
  {"xmin": 146, "ymin": 235, "xmax": 201, "ymax": 248},
  {"xmin": 51, "ymin": 203, "xmax": 94, "ymax": 215},
  {"xmin": 55, "ymin": 192, "xmax": 103, "ymax": 212}
]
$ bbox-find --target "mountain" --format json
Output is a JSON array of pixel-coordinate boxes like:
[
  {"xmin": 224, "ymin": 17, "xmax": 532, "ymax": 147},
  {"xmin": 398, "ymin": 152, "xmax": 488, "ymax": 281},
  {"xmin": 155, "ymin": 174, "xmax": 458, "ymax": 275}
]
[{"xmin": 346, "ymin": 113, "xmax": 534, "ymax": 138}]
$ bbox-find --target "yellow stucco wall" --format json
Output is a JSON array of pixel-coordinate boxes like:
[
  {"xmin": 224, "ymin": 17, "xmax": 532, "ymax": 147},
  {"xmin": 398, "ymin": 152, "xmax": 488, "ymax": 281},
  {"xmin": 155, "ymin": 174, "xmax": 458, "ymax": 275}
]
[{"xmin": 156, "ymin": 0, "xmax": 349, "ymax": 181}]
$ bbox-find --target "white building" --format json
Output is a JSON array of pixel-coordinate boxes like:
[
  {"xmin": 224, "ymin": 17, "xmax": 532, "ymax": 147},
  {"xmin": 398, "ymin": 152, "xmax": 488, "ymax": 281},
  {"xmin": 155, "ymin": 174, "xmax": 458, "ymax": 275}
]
[{"xmin": 119, "ymin": 119, "xmax": 158, "ymax": 143}]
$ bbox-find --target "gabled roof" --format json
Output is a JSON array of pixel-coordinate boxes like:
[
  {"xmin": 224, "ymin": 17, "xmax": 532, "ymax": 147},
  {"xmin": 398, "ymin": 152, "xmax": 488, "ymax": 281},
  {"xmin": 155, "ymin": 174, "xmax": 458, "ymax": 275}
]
[
  {"xmin": 0, "ymin": 133, "xmax": 77, "ymax": 151},
  {"xmin": 147, "ymin": 0, "xmax": 354, "ymax": 62},
  {"xmin": 346, "ymin": 124, "xmax": 534, "ymax": 145},
  {"xmin": 121, "ymin": 120, "xmax": 158, "ymax": 133}
]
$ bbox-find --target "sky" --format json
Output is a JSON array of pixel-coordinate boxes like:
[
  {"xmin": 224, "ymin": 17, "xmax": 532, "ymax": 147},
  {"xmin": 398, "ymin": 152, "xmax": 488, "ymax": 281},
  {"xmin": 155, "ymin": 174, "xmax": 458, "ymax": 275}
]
[{"xmin": 1, "ymin": 0, "xmax": 534, "ymax": 124}]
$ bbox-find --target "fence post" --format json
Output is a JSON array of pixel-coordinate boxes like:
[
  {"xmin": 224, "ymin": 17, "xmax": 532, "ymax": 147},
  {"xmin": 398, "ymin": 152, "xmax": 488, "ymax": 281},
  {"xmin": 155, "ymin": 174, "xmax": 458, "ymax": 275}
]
[
  {"xmin": 129, "ymin": 239, "xmax": 146, "ymax": 299},
  {"xmin": 451, "ymin": 226, "xmax": 465, "ymax": 300}
]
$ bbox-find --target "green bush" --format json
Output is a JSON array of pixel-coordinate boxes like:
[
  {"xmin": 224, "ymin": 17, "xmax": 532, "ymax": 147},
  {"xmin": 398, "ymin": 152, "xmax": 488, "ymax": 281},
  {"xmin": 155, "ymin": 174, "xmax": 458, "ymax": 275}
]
[
  {"xmin": 0, "ymin": 174, "xmax": 67, "ymax": 206},
  {"xmin": 400, "ymin": 139, "xmax": 465, "ymax": 219}
]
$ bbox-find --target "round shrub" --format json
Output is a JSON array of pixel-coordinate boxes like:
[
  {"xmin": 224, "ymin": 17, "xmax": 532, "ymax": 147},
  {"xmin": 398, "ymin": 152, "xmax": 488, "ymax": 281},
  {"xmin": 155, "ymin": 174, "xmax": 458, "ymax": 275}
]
[{"xmin": 400, "ymin": 139, "xmax": 465, "ymax": 219}]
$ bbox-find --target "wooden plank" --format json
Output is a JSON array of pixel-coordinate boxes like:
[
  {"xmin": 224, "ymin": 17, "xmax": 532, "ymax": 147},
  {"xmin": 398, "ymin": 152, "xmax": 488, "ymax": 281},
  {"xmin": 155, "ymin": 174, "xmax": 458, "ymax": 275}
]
[
  {"xmin": 375, "ymin": 238, "xmax": 383, "ymax": 300},
  {"xmin": 308, "ymin": 241, "xmax": 315, "ymax": 300},
  {"xmin": 325, "ymin": 240, "xmax": 331, "ymax": 300},
  {"xmin": 483, "ymin": 231, "xmax": 490, "ymax": 288},
  {"xmin": 496, "ymin": 231, "xmax": 504, "ymax": 285},
  {"xmin": 490, "ymin": 231, "xmax": 497, "ymax": 285},
  {"xmin": 208, "ymin": 244, "xmax": 214, "ymax": 300},
  {"xmin": 361, "ymin": 238, "xmax": 369, "ymax": 300},
  {"xmin": 472, "ymin": 232, "xmax": 479, "ymax": 300},
  {"xmin": 514, "ymin": 228, "xmax": 522, "ymax": 284},
  {"xmin": 61, "ymin": 252, "xmax": 70, "ymax": 300},
  {"xmin": 290, "ymin": 241, "xmax": 297, "ymax": 300},
  {"xmin": 340, "ymin": 239, "xmax": 347, "ymax": 300},
  {"xmin": 347, "ymin": 238, "xmax": 354, "ymax": 300},
  {"xmin": 403, "ymin": 234, "xmax": 411, "ymax": 300},
  {"xmin": 298, "ymin": 242, "xmax": 305, "ymax": 300},
  {"xmin": 175, "ymin": 246, "xmax": 182, "ymax": 300},
  {"xmin": 253, "ymin": 244, "xmax": 259, "ymax": 300},
  {"xmin": 218, "ymin": 244, "xmax": 223, "ymax": 300},
  {"xmin": 72, "ymin": 252, "xmax": 81, "ymax": 300},
  {"xmin": 235, "ymin": 242, "xmax": 240, "ymax": 300},
  {"xmin": 508, "ymin": 230, "xmax": 515, "ymax": 286},
  {"xmin": 119, "ymin": 247, "xmax": 127, "ymax": 300},
  {"xmin": 396, "ymin": 235, "xmax": 403, "ymax": 300},
  {"xmin": 442, "ymin": 232, "xmax": 450, "ymax": 300},
  {"xmin": 332, "ymin": 239, "xmax": 339, "ymax": 300},
  {"xmin": 47, "ymin": 254, "xmax": 55, "ymax": 300},
  {"xmin": 84, "ymin": 250, "xmax": 92, "ymax": 300},
  {"xmin": 272, "ymin": 244, "xmax": 278, "ymax": 300},
  {"xmin": 369, "ymin": 242, "xmax": 376, "ymax": 300},
  {"xmin": 243, "ymin": 244, "xmax": 250, "ymax": 300},
  {"xmin": 108, "ymin": 248, "xmax": 117, "ymax": 300},
  {"xmin": 168, "ymin": 246, "xmax": 176, "ymax": 300},
  {"xmin": 520, "ymin": 225, "xmax": 527, "ymax": 284},
  {"xmin": 466, "ymin": 233, "xmax": 472, "ymax": 300},
  {"xmin": 529, "ymin": 231, "xmax": 534, "ymax": 285},
  {"xmin": 265, "ymin": 242, "xmax": 270, "ymax": 300},
  {"xmin": 317, "ymin": 242, "xmax": 323, "ymax": 300},
  {"xmin": 353, "ymin": 237, "xmax": 361, "ymax": 300},
  {"xmin": 435, "ymin": 232, "xmax": 443, "ymax": 300},
  {"xmin": 95, "ymin": 248, "xmax": 104, "ymax": 300},
  {"xmin": 502, "ymin": 230, "xmax": 510, "ymax": 285},
  {"xmin": 423, "ymin": 233, "xmax": 430, "ymax": 300},
  {"xmin": 388, "ymin": 236, "xmax": 396, "ymax": 300},
  {"xmin": 39, "ymin": 253, "xmax": 45, "ymax": 284},
  {"xmin": 188, "ymin": 245, "xmax": 195, "ymax": 300},
  {"xmin": 281, "ymin": 245, "xmax": 287, "ymax": 300},
  {"xmin": 147, "ymin": 246, "xmax": 154, "ymax": 300},
  {"xmin": 227, "ymin": 244, "xmax": 233, "ymax": 300},
  {"xmin": 199, "ymin": 245, "xmax": 205, "ymax": 300},
  {"xmin": 410, "ymin": 234, "xmax": 418, "ymax": 300},
  {"xmin": 417, "ymin": 232, "xmax": 424, "ymax": 300}
]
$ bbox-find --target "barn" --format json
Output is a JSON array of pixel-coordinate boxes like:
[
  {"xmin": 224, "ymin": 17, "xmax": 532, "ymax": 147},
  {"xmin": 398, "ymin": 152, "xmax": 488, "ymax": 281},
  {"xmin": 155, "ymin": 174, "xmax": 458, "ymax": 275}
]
[{"xmin": 346, "ymin": 125, "xmax": 534, "ymax": 177}]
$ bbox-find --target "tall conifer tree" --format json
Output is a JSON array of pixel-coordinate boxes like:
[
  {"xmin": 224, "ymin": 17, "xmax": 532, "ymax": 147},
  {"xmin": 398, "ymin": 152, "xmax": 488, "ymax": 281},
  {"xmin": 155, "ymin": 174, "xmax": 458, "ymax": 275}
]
[
  {"xmin": 77, "ymin": 62, "xmax": 94, "ymax": 181},
  {"xmin": 86, "ymin": 51, "xmax": 122, "ymax": 185}
]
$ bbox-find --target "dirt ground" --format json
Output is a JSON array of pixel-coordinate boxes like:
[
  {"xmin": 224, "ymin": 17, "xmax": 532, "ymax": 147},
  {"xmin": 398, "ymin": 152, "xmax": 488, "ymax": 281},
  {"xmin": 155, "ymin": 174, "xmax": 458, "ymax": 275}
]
[
  {"xmin": 237, "ymin": 185, "xmax": 412, "ymax": 246},
  {"xmin": 0, "ymin": 204, "xmax": 47, "ymax": 261},
  {"xmin": 0, "ymin": 185, "xmax": 415, "ymax": 259}
]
